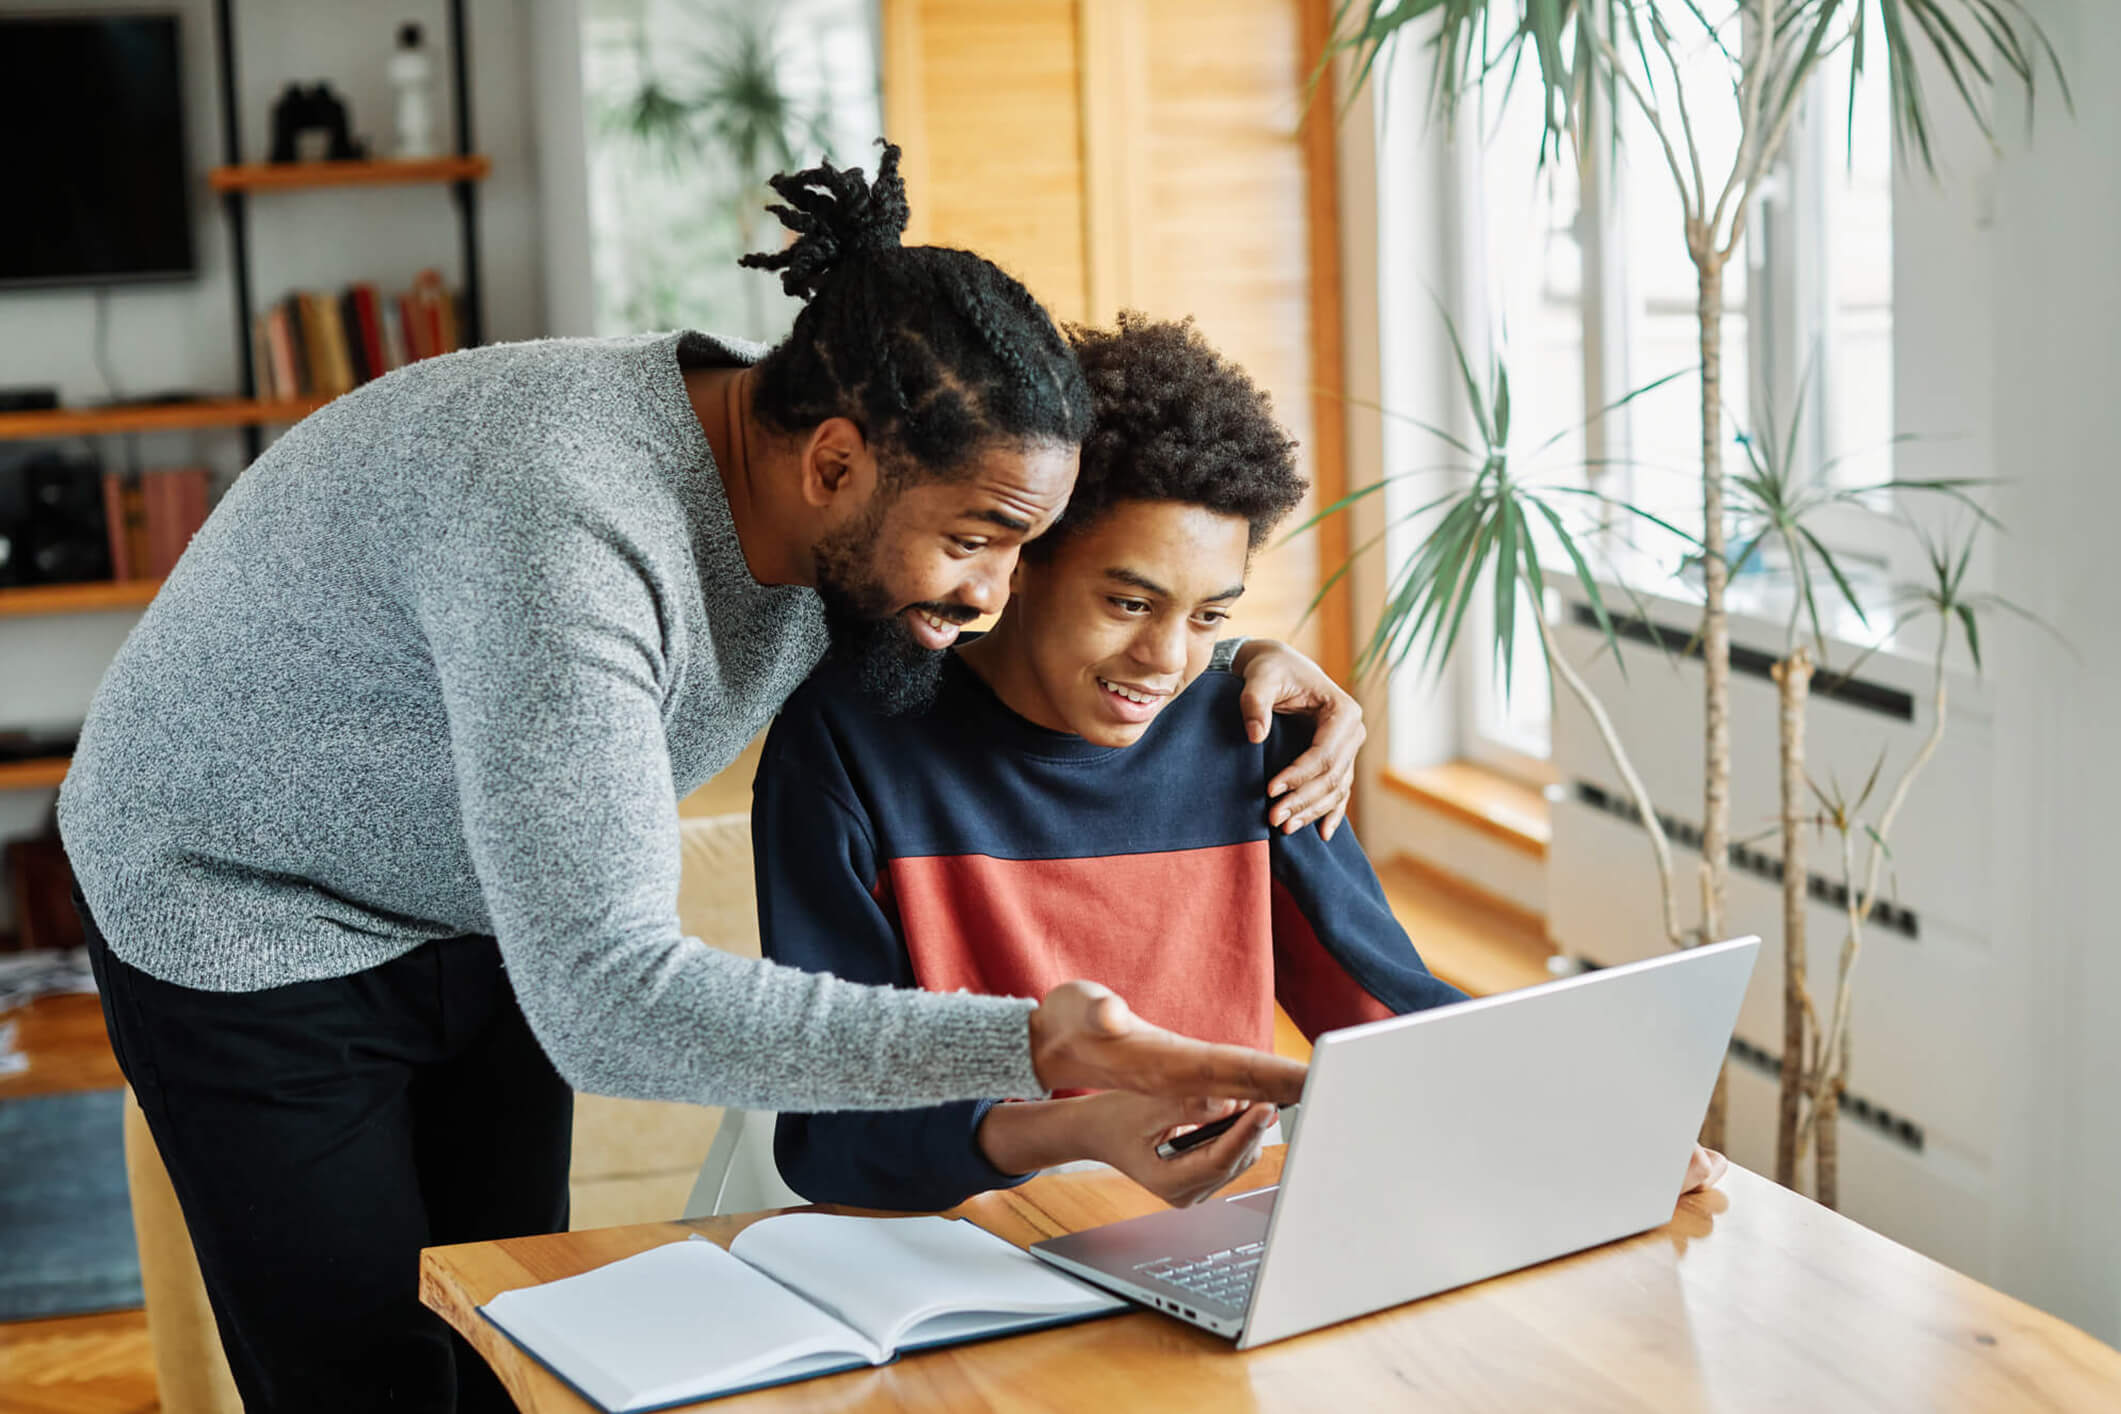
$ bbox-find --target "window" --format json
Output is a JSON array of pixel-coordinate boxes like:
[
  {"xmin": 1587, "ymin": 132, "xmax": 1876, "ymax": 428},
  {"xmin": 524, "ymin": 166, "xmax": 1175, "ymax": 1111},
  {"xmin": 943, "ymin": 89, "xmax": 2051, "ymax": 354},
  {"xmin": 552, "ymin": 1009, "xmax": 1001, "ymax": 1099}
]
[
  {"xmin": 580, "ymin": 0, "xmax": 882, "ymax": 341},
  {"xmin": 1378, "ymin": 9, "xmax": 1895, "ymax": 772},
  {"xmin": 1812, "ymin": 4, "xmax": 1896, "ymax": 493},
  {"xmin": 1449, "ymin": 69, "xmax": 1589, "ymax": 779}
]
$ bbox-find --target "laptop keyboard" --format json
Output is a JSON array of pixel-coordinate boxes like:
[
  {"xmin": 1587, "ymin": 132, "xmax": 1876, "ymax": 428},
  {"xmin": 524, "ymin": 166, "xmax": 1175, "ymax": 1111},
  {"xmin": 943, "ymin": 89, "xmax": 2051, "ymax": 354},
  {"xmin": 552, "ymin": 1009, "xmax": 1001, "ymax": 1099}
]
[{"xmin": 1134, "ymin": 1240, "xmax": 1266, "ymax": 1310}]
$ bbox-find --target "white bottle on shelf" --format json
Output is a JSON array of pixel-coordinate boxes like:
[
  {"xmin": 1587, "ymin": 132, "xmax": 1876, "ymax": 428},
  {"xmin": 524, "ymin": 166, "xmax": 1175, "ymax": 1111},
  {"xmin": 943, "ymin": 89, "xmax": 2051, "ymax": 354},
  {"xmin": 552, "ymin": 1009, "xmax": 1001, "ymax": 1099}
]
[{"xmin": 388, "ymin": 22, "xmax": 438, "ymax": 159}]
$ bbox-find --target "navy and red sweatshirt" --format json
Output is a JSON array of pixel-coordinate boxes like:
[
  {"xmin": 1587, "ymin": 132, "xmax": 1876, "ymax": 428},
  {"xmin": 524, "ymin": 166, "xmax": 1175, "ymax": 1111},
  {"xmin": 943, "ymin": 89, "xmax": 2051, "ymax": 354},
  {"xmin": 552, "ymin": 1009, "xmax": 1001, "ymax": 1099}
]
[{"xmin": 752, "ymin": 651, "xmax": 1466, "ymax": 1211}]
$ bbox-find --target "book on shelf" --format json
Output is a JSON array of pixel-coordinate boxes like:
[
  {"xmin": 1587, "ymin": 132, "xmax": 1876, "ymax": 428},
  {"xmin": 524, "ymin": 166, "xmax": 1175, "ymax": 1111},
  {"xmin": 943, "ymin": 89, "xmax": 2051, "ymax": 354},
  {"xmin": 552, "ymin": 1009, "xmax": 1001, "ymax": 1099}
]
[
  {"xmin": 295, "ymin": 292, "xmax": 338, "ymax": 398},
  {"xmin": 101, "ymin": 468, "xmax": 209, "ymax": 581},
  {"xmin": 337, "ymin": 290, "xmax": 367, "ymax": 386},
  {"xmin": 267, "ymin": 298, "xmax": 308, "ymax": 402},
  {"xmin": 140, "ymin": 468, "xmax": 210, "ymax": 578},
  {"xmin": 100, "ymin": 472, "xmax": 146, "ymax": 581},
  {"xmin": 349, "ymin": 285, "xmax": 387, "ymax": 383},
  {"xmin": 320, "ymin": 293, "xmax": 357, "ymax": 396},
  {"xmin": 477, "ymin": 1214, "xmax": 1128, "ymax": 1413},
  {"xmin": 381, "ymin": 298, "xmax": 409, "ymax": 370},
  {"xmin": 253, "ymin": 272, "xmax": 463, "ymax": 402},
  {"xmin": 249, "ymin": 316, "xmax": 273, "ymax": 410}
]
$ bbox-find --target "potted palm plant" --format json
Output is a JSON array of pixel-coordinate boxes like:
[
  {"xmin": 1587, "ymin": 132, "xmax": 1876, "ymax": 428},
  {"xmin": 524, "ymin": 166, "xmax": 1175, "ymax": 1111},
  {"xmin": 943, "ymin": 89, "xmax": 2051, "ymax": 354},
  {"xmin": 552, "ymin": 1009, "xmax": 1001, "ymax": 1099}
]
[{"xmin": 1320, "ymin": 0, "xmax": 2066, "ymax": 1187}]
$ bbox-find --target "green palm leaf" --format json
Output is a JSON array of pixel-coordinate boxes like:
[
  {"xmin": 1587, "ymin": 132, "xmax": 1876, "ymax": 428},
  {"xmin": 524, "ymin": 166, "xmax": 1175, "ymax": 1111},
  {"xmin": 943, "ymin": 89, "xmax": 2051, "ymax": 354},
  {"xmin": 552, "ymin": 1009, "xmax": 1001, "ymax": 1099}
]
[{"xmin": 1495, "ymin": 495, "xmax": 1522, "ymax": 693}]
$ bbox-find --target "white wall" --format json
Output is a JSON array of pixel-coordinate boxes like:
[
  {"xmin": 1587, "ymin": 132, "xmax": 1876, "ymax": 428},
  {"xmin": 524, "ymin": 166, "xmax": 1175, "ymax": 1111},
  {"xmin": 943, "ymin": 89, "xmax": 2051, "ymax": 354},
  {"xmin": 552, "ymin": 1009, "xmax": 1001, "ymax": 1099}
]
[
  {"xmin": 0, "ymin": 0, "xmax": 547, "ymax": 917},
  {"xmin": 530, "ymin": 0, "xmax": 596, "ymax": 338},
  {"xmin": 1982, "ymin": 0, "xmax": 2121, "ymax": 1348}
]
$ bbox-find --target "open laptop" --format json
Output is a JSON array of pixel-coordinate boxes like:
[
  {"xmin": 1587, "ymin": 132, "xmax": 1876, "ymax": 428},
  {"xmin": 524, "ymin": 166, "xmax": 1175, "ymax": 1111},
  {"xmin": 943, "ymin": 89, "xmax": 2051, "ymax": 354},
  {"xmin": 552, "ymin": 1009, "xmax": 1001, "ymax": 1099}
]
[{"xmin": 1030, "ymin": 935, "xmax": 1759, "ymax": 1349}]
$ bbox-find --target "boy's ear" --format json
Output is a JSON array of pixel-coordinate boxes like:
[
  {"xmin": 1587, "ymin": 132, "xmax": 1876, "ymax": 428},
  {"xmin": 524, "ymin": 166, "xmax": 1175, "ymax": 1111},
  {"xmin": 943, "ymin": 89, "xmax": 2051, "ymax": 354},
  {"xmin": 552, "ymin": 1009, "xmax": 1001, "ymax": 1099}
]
[{"xmin": 799, "ymin": 417, "xmax": 880, "ymax": 511}]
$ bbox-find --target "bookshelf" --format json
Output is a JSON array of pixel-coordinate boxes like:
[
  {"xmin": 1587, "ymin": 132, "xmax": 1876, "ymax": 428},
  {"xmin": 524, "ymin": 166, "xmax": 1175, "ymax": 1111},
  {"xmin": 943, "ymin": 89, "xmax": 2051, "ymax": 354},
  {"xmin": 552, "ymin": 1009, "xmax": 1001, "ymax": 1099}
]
[
  {"xmin": 0, "ymin": 759, "xmax": 70, "ymax": 793},
  {"xmin": 213, "ymin": 0, "xmax": 484, "ymax": 459},
  {"xmin": 0, "ymin": 580, "xmax": 162, "ymax": 620}
]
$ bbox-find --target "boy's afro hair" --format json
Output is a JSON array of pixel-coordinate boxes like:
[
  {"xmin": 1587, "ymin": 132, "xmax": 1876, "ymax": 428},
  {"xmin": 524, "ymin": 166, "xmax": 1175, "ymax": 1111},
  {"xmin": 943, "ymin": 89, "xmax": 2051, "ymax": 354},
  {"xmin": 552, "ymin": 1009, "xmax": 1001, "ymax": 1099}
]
[{"xmin": 1032, "ymin": 313, "xmax": 1304, "ymax": 556}]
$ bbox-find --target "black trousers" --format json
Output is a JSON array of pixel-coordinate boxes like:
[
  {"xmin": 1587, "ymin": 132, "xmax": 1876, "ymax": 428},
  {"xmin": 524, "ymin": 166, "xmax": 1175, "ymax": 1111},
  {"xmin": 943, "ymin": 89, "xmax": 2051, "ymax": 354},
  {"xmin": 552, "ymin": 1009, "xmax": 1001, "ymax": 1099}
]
[{"xmin": 79, "ymin": 894, "xmax": 574, "ymax": 1413}]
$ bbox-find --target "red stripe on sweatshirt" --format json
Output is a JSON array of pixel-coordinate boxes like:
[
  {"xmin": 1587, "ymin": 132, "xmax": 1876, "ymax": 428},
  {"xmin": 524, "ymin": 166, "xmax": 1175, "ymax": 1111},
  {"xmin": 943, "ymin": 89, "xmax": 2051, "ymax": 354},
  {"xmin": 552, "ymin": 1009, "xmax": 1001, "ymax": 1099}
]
[{"xmin": 887, "ymin": 843, "xmax": 1277, "ymax": 1053}]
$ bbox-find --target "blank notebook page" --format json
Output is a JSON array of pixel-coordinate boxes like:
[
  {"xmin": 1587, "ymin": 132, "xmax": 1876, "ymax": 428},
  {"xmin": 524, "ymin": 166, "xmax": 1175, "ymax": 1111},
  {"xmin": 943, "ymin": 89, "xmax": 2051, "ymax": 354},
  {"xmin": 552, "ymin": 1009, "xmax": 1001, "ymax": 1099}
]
[
  {"xmin": 480, "ymin": 1238, "xmax": 874, "ymax": 1411},
  {"xmin": 729, "ymin": 1213, "xmax": 1125, "ymax": 1350}
]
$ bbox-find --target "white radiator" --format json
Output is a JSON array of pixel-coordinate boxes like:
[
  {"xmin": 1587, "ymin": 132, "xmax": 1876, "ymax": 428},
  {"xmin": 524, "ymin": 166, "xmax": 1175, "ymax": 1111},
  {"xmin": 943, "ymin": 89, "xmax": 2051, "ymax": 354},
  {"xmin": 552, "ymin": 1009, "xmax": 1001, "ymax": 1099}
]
[{"xmin": 1546, "ymin": 578, "xmax": 1998, "ymax": 1280}]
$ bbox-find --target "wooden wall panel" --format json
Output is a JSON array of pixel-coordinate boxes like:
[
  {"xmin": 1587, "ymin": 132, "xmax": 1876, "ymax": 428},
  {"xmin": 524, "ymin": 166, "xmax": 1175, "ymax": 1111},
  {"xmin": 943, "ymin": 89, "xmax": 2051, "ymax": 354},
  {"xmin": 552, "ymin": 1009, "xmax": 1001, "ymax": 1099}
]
[
  {"xmin": 882, "ymin": 0, "xmax": 1090, "ymax": 324},
  {"xmin": 1131, "ymin": 0, "xmax": 1321, "ymax": 658}
]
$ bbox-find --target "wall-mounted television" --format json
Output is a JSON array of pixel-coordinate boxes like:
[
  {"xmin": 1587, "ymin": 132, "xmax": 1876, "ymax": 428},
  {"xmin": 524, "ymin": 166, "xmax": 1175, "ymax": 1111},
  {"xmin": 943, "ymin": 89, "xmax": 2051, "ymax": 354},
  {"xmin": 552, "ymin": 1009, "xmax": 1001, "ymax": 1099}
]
[{"xmin": 0, "ymin": 13, "xmax": 196, "ymax": 289}]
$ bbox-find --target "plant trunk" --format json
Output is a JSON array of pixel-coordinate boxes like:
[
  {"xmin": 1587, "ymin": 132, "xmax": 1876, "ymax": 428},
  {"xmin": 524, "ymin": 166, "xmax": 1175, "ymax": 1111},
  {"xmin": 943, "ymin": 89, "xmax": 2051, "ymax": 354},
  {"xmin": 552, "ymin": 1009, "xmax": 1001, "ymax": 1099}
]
[
  {"xmin": 1816, "ymin": 1024, "xmax": 1846, "ymax": 1209},
  {"xmin": 1539, "ymin": 622, "xmax": 1686, "ymax": 952},
  {"xmin": 1772, "ymin": 648, "xmax": 1813, "ymax": 1187},
  {"xmin": 1695, "ymin": 251, "xmax": 1734, "ymax": 1153},
  {"xmin": 1697, "ymin": 253, "xmax": 1731, "ymax": 940}
]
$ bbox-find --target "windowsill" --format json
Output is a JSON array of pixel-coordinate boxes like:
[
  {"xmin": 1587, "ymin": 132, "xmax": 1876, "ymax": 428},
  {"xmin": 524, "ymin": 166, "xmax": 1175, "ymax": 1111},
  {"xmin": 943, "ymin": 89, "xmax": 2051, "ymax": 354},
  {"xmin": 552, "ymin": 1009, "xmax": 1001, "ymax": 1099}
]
[{"xmin": 1379, "ymin": 760, "xmax": 1552, "ymax": 859}]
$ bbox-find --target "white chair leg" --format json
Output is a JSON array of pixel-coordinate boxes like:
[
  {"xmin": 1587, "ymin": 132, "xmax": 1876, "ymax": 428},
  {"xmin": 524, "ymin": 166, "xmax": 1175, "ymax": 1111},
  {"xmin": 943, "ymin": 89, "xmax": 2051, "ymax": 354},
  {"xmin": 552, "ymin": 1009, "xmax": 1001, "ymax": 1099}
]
[{"xmin": 681, "ymin": 1109, "xmax": 805, "ymax": 1218}]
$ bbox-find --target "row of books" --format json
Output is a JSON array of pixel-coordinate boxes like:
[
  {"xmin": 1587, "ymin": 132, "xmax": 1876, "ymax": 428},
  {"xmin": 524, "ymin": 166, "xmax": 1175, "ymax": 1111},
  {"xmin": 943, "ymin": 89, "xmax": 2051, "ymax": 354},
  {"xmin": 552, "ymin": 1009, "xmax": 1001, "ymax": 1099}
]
[
  {"xmin": 101, "ymin": 467, "xmax": 211, "ymax": 581},
  {"xmin": 248, "ymin": 270, "xmax": 465, "ymax": 402}
]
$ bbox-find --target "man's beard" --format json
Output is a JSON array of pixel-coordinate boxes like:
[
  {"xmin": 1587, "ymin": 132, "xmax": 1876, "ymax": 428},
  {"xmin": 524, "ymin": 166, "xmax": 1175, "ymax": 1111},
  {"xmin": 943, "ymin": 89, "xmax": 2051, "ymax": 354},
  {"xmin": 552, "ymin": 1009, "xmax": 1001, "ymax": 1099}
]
[{"xmin": 812, "ymin": 505, "xmax": 963, "ymax": 716}]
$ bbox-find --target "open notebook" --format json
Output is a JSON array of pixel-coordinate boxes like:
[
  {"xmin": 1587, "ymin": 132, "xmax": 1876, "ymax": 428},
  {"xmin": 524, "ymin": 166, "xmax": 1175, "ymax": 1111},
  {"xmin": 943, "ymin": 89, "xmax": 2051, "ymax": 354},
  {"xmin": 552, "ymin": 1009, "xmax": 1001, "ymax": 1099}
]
[{"xmin": 478, "ymin": 1214, "xmax": 1129, "ymax": 1412}]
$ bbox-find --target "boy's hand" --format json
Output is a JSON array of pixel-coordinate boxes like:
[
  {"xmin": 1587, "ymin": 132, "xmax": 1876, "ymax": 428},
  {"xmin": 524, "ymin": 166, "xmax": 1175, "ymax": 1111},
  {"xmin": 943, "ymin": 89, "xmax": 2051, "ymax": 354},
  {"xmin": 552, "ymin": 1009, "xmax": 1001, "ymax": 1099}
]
[
  {"xmin": 1682, "ymin": 1144, "xmax": 1728, "ymax": 1194},
  {"xmin": 1230, "ymin": 640, "xmax": 1364, "ymax": 840},
  {"xmin": 978, "ymin": 1094, "xmax": 1276, "ymax": 1209},
  {"xmin": 1029, "ymin": 981, "xmax": 1307, "ymax": 1106},
  {"xmin": 1076, "ymin": 1093, "xmax": 1277, "ymax": 1207}
]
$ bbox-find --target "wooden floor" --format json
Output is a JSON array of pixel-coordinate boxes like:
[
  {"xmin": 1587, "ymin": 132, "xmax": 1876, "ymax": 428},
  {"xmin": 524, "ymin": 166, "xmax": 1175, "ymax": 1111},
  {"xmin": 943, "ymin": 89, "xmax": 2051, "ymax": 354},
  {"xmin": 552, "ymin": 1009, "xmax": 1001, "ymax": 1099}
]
[
  {"xmin": 0, "ymin": 1310, "xmax": 157, "ymax": 1414},
  {"xmin": 1, "ymin": 993, "xmax": 160, "ymax": 1413},
  {"xmin": 0, "ymin": 860, "xmax": 1541, "ymax": 1414},
  {"xmin": 0, "ymin": 994, "xmax": 125, "ymax": 1102}
]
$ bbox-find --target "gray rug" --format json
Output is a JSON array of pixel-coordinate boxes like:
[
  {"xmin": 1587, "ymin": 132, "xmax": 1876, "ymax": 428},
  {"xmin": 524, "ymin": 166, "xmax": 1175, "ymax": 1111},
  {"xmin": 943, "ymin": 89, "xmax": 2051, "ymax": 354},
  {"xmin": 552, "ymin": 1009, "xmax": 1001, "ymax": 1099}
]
[{"xmin": 0, "ymin": 1088, "xmax": 142, "ymax": 1320}]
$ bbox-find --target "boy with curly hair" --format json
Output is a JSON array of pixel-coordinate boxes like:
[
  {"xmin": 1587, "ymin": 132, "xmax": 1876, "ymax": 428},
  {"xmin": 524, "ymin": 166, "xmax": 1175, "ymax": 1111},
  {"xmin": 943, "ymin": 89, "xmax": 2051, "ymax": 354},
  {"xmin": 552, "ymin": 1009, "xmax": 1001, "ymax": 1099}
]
[{"xmin": 749, "ymin": 314, "xmax": 1468, "ymax": 1212}]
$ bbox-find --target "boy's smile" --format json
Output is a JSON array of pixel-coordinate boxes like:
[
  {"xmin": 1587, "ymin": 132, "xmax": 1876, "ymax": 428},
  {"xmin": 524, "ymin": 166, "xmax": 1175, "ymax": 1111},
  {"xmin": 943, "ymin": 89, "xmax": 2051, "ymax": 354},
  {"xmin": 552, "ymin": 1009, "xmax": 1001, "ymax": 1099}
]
[{"xmin": 962, "ymin": 500, "xmax": 1250, "ymax": 748}]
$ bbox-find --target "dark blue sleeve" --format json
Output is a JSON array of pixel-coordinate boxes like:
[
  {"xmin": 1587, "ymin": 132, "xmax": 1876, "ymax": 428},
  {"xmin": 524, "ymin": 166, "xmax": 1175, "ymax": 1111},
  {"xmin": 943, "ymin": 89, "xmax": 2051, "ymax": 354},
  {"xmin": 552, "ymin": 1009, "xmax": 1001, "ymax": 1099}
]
[
  {"xmin": 1264, "ymin": 718, "xmax": 1468, "ymax": 1029},
  {"xmin": 752, "ymin": 716, "xmax": 1034, "ymax": 1211}
]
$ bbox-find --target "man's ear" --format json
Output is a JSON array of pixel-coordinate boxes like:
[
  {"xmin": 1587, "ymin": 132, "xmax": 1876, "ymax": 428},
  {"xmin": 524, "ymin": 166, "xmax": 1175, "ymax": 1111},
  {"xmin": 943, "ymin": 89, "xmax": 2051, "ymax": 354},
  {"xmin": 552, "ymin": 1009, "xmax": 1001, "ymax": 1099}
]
[{"xmin": 798, "ymin": 417, "xmax": 881, "ymax": 511}]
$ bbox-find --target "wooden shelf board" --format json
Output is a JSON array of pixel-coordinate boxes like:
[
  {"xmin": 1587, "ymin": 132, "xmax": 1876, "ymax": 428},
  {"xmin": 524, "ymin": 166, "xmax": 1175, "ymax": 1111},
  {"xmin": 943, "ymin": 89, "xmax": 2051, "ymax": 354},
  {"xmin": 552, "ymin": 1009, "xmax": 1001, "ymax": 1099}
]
[
  {"xmin": 208, "ymin": 155, "xmax": 492, "ymax": 192},
  {"xmin": 0, "ymin": 397, "xmax": 325, "ymax": 441},
  {"xmin": 0, "ymin": 579, "xmax": 162, "ymax": 619},
  {"xmin": 0, "ymin": 757, "xmax": 70, "ymax": 792}
]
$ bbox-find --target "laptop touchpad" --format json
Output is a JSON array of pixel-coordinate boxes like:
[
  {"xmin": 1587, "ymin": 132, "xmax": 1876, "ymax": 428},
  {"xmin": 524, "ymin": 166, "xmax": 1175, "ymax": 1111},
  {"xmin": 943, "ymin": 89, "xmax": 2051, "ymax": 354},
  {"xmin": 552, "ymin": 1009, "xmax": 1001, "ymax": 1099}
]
[{"xmin": 1226, "ymin": 1187, "xmax": 1279, "ymax": 1214}]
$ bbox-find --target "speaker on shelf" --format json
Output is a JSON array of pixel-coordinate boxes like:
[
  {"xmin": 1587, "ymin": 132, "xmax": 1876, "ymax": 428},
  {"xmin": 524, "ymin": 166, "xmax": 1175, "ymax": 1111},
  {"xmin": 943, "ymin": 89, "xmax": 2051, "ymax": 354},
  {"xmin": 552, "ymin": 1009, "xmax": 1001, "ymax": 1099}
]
[
  {"xmin": 0, "ymin": 387, "xmax": 60, "ymax": 414},
  {"xmin": 0, "ymin": 447, "xmax": 112, "ymax": 587}
]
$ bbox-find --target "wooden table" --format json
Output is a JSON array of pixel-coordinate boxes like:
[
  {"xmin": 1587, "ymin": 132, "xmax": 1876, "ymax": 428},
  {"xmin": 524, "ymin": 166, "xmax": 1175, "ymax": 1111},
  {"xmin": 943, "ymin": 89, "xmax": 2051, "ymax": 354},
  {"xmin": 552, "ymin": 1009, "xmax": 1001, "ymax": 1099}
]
[{"xmin": 422, "ymin": 1150, "xmax": 2121, "ymax": 1412}]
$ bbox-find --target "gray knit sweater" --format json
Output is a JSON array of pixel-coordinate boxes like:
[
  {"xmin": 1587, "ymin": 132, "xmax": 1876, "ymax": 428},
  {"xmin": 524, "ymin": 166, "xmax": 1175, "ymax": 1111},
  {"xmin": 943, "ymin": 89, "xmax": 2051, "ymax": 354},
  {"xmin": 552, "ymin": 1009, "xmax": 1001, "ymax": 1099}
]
[{"xmin": 58, "ymin": 330, "xmax": 1046, "ymax": 1111}]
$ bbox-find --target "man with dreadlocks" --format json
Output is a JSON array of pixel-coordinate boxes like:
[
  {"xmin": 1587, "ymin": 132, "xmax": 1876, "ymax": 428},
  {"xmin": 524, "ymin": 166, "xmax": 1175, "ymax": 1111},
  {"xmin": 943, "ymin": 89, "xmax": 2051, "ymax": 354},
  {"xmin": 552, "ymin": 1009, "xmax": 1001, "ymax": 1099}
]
[{"xmin": 57, "ymin": 143, "xmax": 1358, "ymax": 1412}]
